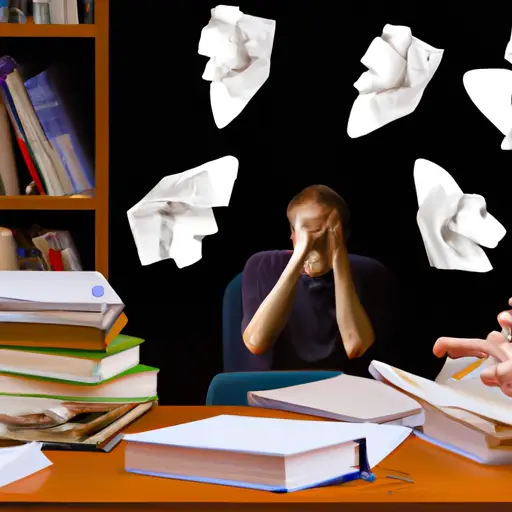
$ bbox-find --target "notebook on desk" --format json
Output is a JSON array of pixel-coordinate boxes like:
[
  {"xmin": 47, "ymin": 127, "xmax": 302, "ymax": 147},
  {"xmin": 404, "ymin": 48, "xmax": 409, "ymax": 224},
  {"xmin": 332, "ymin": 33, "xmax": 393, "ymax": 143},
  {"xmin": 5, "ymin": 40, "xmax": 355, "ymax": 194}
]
[{"xmin": 123, "ymin": 414, "xmax": 411, "ymax": 493}]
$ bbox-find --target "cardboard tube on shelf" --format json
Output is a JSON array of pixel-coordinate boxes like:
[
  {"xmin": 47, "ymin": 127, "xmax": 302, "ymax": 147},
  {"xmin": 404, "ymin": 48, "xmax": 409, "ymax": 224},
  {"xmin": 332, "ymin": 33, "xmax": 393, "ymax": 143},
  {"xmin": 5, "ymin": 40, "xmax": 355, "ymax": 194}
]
[{"xmin": 0, "ymin": 227, "xmax": 19, "ymax": 270}]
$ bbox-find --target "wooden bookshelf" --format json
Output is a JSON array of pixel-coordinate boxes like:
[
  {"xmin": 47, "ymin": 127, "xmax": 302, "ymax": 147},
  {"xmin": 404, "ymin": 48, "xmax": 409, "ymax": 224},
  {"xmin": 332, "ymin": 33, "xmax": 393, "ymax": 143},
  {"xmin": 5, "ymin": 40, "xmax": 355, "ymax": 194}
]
[{"xmin": 0, "ymin": 2, "xmax": 110, "ymax": 278}]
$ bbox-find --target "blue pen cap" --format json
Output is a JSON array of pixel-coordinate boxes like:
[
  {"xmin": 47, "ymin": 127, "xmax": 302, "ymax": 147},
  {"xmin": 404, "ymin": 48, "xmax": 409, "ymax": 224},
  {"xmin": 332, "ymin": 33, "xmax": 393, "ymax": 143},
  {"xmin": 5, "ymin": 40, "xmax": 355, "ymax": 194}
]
[{"xmin": 0, "ymin": 57, "xmax": 18, "ymax": 80}]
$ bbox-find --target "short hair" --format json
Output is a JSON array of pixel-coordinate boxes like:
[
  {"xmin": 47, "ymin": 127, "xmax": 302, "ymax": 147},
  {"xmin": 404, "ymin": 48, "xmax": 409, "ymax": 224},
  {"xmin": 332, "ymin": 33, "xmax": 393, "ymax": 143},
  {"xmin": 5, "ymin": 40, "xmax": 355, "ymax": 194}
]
[{"xmin": 286, "ymin": 184, "xmax": 351, "ymax": 240}]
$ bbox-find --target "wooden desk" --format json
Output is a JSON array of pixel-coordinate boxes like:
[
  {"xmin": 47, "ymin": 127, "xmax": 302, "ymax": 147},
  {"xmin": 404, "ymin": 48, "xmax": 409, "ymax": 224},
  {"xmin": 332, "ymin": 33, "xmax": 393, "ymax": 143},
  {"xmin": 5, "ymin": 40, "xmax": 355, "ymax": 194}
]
[{"xmin": 1, "ymin": 406, "xmax": 512, "ymax": 511}]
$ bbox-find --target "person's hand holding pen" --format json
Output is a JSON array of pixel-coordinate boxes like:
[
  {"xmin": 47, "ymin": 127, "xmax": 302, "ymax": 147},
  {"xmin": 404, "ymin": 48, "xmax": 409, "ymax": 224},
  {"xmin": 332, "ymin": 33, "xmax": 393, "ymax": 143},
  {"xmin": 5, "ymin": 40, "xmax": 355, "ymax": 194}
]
[{"xmin": 433, "ymin": 298, "xmax": 512, "ymax": 397}]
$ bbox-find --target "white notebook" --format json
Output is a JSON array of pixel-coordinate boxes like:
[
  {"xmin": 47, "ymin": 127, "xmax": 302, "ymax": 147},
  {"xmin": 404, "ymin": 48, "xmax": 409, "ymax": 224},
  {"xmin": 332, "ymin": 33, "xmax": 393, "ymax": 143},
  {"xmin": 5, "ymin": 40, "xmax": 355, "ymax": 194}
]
[
  {"xmin": 248, "ymin": 373, "xmax": 422, "ymax": 426},
  {"xmin": 123, "ymin": 414, "xmax": 411, "ymax": 492}
]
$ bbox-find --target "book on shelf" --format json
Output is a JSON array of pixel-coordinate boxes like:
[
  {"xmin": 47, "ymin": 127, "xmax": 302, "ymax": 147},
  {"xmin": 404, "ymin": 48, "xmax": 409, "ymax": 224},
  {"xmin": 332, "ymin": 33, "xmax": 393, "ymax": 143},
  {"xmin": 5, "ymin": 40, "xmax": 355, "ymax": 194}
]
[
  {"xmin": 12, "ymin": 225, "xmax": 83, "ymax": 271},
  {"xmin": 0, "ymin": 55, "xmax": 94, "ymax": 196},
  {"xmin": 7, "ymin": 0, "xmax": 94, "ymax": 24}
]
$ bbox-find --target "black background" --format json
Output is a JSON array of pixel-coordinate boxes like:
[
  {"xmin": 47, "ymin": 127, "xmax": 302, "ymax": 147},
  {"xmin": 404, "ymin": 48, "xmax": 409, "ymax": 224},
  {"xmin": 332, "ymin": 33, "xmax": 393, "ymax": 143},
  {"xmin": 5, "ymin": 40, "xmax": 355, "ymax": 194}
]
[{"xmin": 108, "ymin": 2, "xmax": 512, "ymax": 405}]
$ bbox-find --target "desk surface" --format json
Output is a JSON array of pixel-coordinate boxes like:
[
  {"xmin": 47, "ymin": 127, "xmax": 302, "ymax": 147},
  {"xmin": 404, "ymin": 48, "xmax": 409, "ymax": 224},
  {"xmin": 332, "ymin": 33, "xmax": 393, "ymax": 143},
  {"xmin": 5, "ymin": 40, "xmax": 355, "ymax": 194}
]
[{"xmin": 1, "ymin": 405, "xmax": 512, "ymax": 511}]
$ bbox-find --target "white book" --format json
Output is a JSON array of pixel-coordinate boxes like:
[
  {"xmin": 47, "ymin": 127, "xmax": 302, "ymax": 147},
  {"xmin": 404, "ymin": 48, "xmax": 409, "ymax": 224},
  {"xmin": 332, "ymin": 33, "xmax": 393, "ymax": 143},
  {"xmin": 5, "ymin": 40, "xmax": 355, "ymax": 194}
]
[
  {"xmin": 0, "ymin": 271, "xmax": 124, "ymax": 330},
  {"xmin": 248, "ymin": 373, "xmax": 423, "ymax": 427},
  {"xmin": 369, "ymin": 360, "xmax": 512, "ymax": 464},
  {"xmin": 123, "ymin": 414, "xmax": 411, "ymax": 492}
]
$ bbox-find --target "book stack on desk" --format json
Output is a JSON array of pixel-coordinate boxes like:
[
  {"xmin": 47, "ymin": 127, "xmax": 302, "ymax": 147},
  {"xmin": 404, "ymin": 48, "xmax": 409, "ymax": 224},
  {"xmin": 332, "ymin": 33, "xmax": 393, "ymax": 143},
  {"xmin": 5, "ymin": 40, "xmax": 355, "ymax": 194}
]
[{"xmin": 0, "ymin": 271, "xmax": 159, "ymax": 451}]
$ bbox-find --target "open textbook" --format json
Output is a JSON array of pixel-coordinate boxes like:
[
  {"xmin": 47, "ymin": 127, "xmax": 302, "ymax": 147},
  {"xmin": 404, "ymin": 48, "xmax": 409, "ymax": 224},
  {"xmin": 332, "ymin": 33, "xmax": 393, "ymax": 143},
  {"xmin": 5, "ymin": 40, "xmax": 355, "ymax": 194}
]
[{"xmin": 369, "ymin": 360, "xmax": 512, "ymax": 464}]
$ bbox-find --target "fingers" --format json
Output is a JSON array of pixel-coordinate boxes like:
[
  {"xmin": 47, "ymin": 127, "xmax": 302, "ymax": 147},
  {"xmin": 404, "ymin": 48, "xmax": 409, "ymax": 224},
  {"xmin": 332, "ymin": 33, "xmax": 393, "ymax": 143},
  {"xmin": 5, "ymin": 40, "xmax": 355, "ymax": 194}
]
[
  {"xmin": 433, "ymin": 334, "xmax": 510, "ymax": 362},
  {"xmin": 481, "ymin": 359, "xmax": 512, "ymax": 396},
  {"xmin": 498, "ymin": 311, "xmax": 512, "ymax": 331}
]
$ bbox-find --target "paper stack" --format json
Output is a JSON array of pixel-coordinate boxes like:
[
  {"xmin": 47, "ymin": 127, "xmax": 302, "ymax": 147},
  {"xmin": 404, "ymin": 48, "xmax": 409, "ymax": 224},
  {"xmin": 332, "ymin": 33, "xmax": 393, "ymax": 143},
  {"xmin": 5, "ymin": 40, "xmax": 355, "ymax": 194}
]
[
  {"xmin": 0, "ymin": 271, "xmax": 158, "ymax": 451},
  {"xmin": 369, "ymin": 360, "xmax": 512, "ymax": 464}
]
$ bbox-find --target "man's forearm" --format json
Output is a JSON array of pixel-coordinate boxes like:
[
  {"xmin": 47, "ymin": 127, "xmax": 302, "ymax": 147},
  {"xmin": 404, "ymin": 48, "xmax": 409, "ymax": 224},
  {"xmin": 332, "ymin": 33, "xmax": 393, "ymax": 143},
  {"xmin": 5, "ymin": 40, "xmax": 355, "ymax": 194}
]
[
  {"xmin": 243, "ymin": 252, "xmax": 305, "ymax": 355},
  {"xmin": 333, "ymin": 250, "xmax": 375, "ymax": 358}
]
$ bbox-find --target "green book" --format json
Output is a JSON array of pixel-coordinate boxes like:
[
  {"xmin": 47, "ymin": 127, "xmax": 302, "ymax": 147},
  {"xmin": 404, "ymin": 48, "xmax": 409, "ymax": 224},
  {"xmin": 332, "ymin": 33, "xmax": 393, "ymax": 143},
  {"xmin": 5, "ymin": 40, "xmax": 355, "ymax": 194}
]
[
  {"xmin": 0, "ymin": 364, "xmax": 159, "ymax": 403},
  {"xmin": 0, "ymin": 334, "xmax": 144, "ymax": 358},
  {"xmin": 0, "ymin": 335, "xmax": 145, "ymax": 384}
]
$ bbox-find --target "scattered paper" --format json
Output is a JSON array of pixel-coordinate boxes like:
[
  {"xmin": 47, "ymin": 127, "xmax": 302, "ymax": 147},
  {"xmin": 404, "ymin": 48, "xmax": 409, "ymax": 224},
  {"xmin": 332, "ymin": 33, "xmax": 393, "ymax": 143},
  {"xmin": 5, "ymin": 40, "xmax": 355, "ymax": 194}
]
[
  {"xmin": 505, "ymin": 27, "xmax": 512, "ymax": 65},
  {"xmin": 463, "ymin": 69, "xmax": 512, "ymax": 150},
  {"xmin": 127, "ymin": 156, "xmax": 239, "ymax": 268},
  {"xmin": 124, "ymin": 414, "xmax": 410, "ymax": 468},
  {"xmin": 347, "ymin": 24, "xmax": 444, "ymax": 138},
  {"xmin": 414, "ymin": 158, "xmax": 506, "ymax": 272},
  {"xmin": 198, "ymin": 5, "xmax": 276, "ymax": 129},
  {"xmin": 0, "ymin": 442, "xmax": 51, "ymax": 489}
]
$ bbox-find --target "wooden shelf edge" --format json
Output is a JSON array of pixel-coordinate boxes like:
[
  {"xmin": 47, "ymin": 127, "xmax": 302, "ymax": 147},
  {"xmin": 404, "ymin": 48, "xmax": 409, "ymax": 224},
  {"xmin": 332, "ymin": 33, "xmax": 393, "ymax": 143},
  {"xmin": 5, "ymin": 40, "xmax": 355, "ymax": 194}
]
[
  {"xmin": 0, "ymin": 196, "xmax": 96, "ymax": 210},
  {"xmin": 0, "ymin": 19, "xmax": 95, "ymax": 38}
]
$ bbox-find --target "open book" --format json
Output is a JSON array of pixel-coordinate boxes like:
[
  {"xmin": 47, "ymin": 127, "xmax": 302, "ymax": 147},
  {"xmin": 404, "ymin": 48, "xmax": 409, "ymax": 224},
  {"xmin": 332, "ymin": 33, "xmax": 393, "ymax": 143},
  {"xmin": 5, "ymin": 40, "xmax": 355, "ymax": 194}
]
[
  {"xmin": 248, "ymin": 373, "xmax": 423, "ymax": 426},
  {"xmin": 369, "ymin": 360, "xmax": 512, "ymax": 464}
]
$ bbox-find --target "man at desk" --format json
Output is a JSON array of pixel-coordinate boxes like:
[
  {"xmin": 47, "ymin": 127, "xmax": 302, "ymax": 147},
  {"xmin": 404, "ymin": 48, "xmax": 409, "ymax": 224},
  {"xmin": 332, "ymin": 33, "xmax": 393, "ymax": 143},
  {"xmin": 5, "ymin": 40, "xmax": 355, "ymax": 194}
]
[
  {"xmin": 241, "ymin": 185, "xmax": 399, "ymax": 374},
  {"xmin": 434, "ymin": 300, "xmax": 512, "ymax": 397}
]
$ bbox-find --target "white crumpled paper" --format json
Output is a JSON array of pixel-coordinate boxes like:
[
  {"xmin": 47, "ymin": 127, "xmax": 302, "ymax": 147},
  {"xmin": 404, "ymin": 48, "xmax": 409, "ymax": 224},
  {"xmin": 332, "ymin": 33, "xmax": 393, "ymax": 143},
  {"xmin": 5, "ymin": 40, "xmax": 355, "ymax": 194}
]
[
  {"xmin": 414, "ymin": 158, "xmax": 506, "ymax": 273},
  {"xmin": 463, "ymin": 68, "xmax": 512, "ymax": 150},
  {"xmin": 198, "ymin": 5, "xmax": 276, "ymax": 129},
  {"xmin": 347, "ymin": 24, "xmax": 444, "ymax": 138},
  {"xmin": 505, "ymin": 27, "xmax": 512, "ymax": 65},
  {"xmin": 127, "ymin": 156, "xmax": 239, "ymax": 269}
]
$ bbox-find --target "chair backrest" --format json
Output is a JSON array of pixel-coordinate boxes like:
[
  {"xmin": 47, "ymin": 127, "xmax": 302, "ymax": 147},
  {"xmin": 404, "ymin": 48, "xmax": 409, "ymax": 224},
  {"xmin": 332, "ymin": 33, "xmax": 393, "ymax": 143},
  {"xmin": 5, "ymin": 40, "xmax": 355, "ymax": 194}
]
[
  {"xmin": 222, "ymin": 272, "xmax": 272, "ymax": 372},
  {"xmin": 222, "ymin": 272, "xmax": 244, "ymax": 372},
  {"xmin": 206, "ymin": 370, "xmax": 342, "ymax": 406}
]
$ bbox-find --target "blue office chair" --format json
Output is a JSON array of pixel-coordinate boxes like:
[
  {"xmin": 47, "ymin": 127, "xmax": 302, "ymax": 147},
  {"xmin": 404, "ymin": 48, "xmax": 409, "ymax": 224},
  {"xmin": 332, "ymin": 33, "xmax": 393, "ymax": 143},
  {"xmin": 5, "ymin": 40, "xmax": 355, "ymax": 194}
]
[{"xmin": 206, "ymin": 370, "xmax": 341, "ymax": 406}]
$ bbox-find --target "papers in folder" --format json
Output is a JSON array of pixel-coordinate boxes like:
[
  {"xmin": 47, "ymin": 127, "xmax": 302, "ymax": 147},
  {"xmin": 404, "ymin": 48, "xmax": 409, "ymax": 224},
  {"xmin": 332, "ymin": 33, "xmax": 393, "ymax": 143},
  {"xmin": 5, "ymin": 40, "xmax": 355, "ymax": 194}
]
[
  {"xmin": 123, "ymin": 414, "xmax": 410, "ymax": 492},
  {"xmin": 127, "ymin": 156, "xmax": 239, "ymax": 269}
]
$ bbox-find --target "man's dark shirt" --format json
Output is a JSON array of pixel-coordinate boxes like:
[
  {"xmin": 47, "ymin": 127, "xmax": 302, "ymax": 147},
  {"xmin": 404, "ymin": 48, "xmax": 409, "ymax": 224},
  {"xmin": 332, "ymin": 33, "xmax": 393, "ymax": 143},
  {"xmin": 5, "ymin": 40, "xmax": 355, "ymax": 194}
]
[{"xmin": 241, "ymin": 250, "xmax": 399, "ymax": 373}]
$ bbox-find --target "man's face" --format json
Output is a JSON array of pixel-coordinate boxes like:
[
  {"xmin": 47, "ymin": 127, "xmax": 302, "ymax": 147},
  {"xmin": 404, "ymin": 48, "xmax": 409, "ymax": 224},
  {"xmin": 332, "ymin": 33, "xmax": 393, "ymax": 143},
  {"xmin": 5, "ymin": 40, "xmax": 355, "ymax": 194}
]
[{"xmin": 291, "ymin": 202, "xmax": 335, "ymax": 278}]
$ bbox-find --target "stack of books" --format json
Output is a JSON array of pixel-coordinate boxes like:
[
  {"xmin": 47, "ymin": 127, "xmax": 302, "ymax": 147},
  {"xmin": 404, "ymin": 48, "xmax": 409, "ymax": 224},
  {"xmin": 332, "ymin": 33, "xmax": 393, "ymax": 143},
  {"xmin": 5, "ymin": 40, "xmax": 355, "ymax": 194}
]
[{"xmin": 0, "ymin": 271, "xmax": 158, "ymax": 451}]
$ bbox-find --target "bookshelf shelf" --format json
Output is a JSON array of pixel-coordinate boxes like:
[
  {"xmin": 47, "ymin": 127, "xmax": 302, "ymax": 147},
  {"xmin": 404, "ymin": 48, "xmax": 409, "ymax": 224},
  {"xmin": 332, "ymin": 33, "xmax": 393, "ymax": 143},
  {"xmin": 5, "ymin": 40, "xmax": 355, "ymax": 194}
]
[
  {"xmin": 0, "ymin": 18, "xmax": 95, "ymax": 38},
  {"xmin": 0, "ymin": 2, "xmax": 109, "ymax": 277},
  {"xmin": 0, "ymin": 196, "xmax": 96, "ymax": 210}
]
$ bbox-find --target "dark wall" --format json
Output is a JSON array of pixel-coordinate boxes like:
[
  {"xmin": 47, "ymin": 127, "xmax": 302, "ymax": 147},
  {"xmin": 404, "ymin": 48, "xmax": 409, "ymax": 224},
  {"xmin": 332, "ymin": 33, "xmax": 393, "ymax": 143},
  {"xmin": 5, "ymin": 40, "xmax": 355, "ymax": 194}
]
[{"xmin": 109, "ymin": 2, "xmax": 512, "ymax": 404}]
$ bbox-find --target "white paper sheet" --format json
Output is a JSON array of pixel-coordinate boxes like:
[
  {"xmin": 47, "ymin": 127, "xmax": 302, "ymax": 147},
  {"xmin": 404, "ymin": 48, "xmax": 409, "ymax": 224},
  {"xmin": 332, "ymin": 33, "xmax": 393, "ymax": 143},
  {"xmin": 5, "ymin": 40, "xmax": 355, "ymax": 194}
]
[
  {"xmin": 505, "ymin": 27, "xmax": 512, "ymax": 65},
  {"xmin": 347, "ymin": 24, "xmax": 444, "ymax": 138},
  {"xmin": 414, "ymin": 158, "xmax": 506, "ymax": 272},
  {"xmin": 0, "ymin": 442, "xmax": 51, "ymax": 489},
  {"xmin": 124, "ymin": 414, "xmax": 410, "ymax": 468},
  {"xmin": 198, "ymin": 5, "xmax": 276, "ymax": 129},
  {"xmin": 127, "ymin": 156, "xmax": 239, "ymax": 268},
  {"xmin": 463, "ymin": 69, "xmax": 512, "ymax": 150}
]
